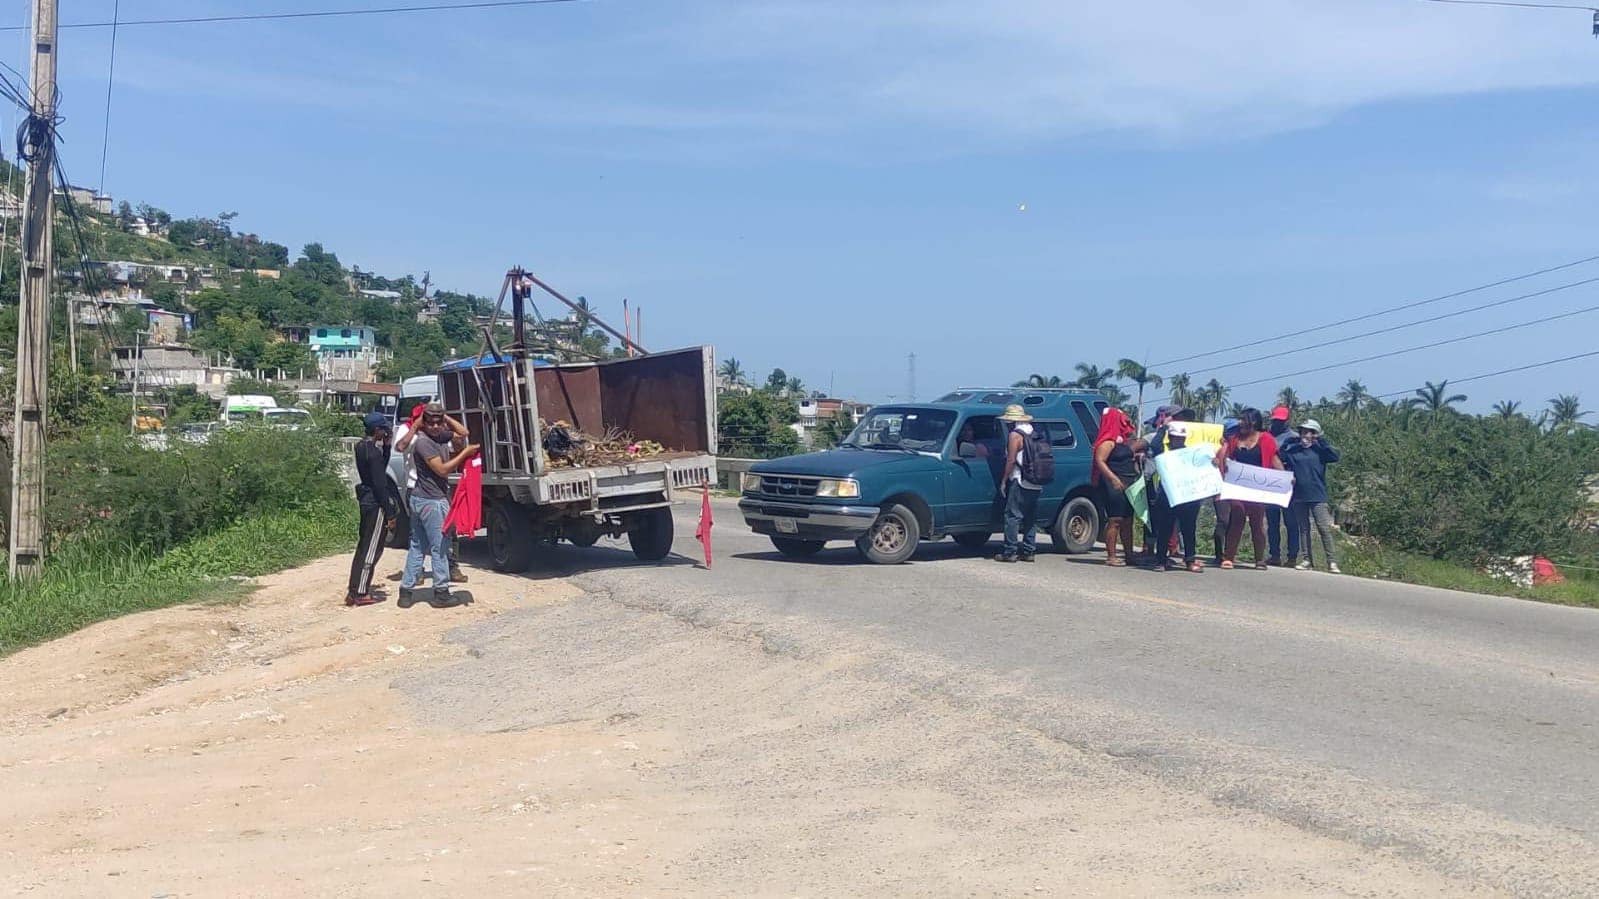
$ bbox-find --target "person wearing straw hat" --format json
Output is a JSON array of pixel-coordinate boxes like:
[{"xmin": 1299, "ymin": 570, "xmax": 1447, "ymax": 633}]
[
  {"xmin": 1278, "ymin": 417, "xmax": 1341, "ymax": 572},
  {"xmin": 995, "ymin": 403, "xmax": 1047, "ymax": 563}
]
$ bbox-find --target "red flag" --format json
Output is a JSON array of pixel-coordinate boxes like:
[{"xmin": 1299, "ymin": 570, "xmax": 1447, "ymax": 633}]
[
  {"xmin": 694, "ymin": 482, "xmax": 713, "ymax": 568},
  {"xmin": 442, "ymin": 452, "xmax": 484, "ymax": 535}
]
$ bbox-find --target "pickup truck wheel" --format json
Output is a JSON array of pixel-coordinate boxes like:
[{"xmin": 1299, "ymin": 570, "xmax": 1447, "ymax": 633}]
[
  {"xmin": 487, "ymin": 501, "xmax": 536, "ymax": 572},
  {"xmin": 385, "ymin": 483, "xmax": 410, "ymax": 549},
  {"xmin": 855, "ymin": 503, "xmax": 920, "ymax": 564},
  {"xmin": 952, "ymin": 532, "xmax": 992, "ymax": 550},
  {"xmin": 771, "ymin": 537, "xmax": 825, "ymax": 558},
  {"xmin": 628, "ymin": 508, "xmax": 675, "ymax": 562},
  {"xmin": 1051, "ymin": 496, "xmax": 1099, "ymax": 554}
]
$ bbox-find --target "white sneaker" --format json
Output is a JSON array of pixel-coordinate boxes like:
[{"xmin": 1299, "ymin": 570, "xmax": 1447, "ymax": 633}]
[
  {"xmin": 1294, "ymin": 560, "xmax": 1311, "ymax": 571},
  {"xmin": 1328, "ymin": 562, "xmax": 1341, "ymax": 574}
]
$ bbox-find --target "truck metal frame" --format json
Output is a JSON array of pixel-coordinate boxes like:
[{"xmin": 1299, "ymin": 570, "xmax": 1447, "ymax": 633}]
[{"xmin": 430, "ymin": 269, "xmax": 717, "ymax": 570}]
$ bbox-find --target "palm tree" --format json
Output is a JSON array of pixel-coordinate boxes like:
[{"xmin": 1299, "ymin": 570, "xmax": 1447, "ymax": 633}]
[
  {"xmin": 1168, "ymin": 372, "xmax": 1194, "ymax": 410},
  {"xmin": 786, "ymin": 376, "xmax": 806, "ymax": 397},
  {"xmin": 1276, "ymin": 385, "xmax": 1301, "ymax": 417},
  {"xmin": 1116, "ymin": 358, "xmax": 1164, "ymax": 431},
  {"xmin": 1100, "ymin": 384, "xmax": 1133, "ymax": 412},
  {"xmin": 1202, "ymin": 378, "xmax": 1229, "ymax": 422},
  {"xmin": 1070, "ymin": 362, "xmax": 1115, "ymax": 390},
  {"xmin": 1407, "ymin": 380, "xmax": 1467, "ymax": 415},
  {"xmin": 1546, "ymin": 394, "xmax": 1588, "ymax": 433},
  {"xmin": 718, "ymin": 357, "xmax": 746, "ymax": 387},
  {"xmin": 1491, "ymin": 400, "xmax": 1522, "ymax": 421},
  {"xmin": 1336, "ymin": 379, "xmax": 1370, "ymax": 416},
  {"xmin": 1013, "ymin": 373, "xmax": 1065, "ymax": 388}
]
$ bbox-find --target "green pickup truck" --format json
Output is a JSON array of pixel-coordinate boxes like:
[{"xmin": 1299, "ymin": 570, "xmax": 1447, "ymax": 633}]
[{"xmin": 739, "ymin": 387, "xmax": 1110, "ymax": 563}]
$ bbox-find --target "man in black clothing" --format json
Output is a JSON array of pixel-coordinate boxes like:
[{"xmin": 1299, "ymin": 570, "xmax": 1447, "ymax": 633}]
[{"xmin": 347, "ymin": 412, "xmax": 399, "ymax": 607}]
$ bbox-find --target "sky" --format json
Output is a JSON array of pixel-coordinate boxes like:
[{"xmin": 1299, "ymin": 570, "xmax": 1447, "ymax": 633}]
[{"xmin": 15, "ymin": 0, "xmax": 1599, "ymax": 413}]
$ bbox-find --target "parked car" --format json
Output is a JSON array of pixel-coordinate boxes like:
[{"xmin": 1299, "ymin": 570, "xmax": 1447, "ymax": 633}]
[{"xmin": 739, "ymin": 387, "xmax": 1109, "ymax": 563}]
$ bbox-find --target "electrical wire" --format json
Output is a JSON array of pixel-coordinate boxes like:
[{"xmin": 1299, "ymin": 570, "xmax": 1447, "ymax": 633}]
[
  {"xmin": 1373, "ymin": 348, "xmax": 1599, "ymax": 400},
  {"xmin": 97, "ymin": 0, "xmax": 120, "ymax": 195},
  {"xmin": 1190, "ymin": 275, "xmax": 1599, "ymax": 376},
  {"xmin": 0, "ymin": 0, "xmax": 590, "ymax": 32},
  {"xmin": 1419, "ymin": 0, "xmax": 1597, "ymax": 11},
  {"xmin": 1152, "ymin": 252, "xmax": 1599, "ymax": 368},
  {"xmin": 1229, "ymin": 300, "xmax": 1599, "ymax": 390}
]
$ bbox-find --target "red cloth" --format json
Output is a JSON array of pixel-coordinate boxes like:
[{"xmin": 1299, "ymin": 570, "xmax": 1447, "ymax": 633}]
[
  {"xmin": 694, "ymin": 483, "xmax": 713, "ymax": 568},
  {"xmin": 1090, "ymin": 408, "xmax": 1136, "ymax": 485},
  {"xmin": 409, "ymin": 404, "xmax": 427, "ymax": 426},
  {"xmin": 1532, "ymin": 556, "xmax": 1565, "ymax": 586},
  {"xmin": 1224, "ymin": 432, "xmax": 1279, "ymax": 467},
  {"xmin": 442, "ymin": 453, "xmax": 483, "ymax": 535}
]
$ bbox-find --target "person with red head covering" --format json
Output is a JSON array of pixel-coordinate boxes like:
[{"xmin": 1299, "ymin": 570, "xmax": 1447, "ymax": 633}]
[
  {"xmin": 1093, "ymin": 407, "xmax": 1141, "ymax": 566},
  {"xmin": 1263, "ymin": 405, "xmax": 1296, "ymax": 565},
  {"xmin": 1213, "ymin": 407, "xmax": 1285, "ymax": 570}
]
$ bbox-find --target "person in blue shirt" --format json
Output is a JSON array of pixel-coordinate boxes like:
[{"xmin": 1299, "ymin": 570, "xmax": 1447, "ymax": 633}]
[{"xmin": 1278, "ymin": 418, "xmax": 1341, "ymax": 573}]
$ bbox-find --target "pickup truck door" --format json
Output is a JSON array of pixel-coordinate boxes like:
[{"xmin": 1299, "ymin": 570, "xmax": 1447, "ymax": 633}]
[
  {"xmin": 943, "ymin": 415, "xmax": 1004, "ymax": 531},
  {"xmin": 1033, "ymin": 419, "xmax": 1082, "ymax": 525}
]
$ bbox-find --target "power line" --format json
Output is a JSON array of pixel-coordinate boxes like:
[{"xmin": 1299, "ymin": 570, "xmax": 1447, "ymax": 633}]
[
  {"xmin": 97, "ymin": 0, "xmax": 118, "ymax": 194},
  {"xmin": 0, "ymin": 0, "xmax": 589, "ymax": 32},
  {"xmin": 1419, "ymin": 0, "xmax": 1596, "ymax": 11},
  {"xmin": 1152, "ymin": 252, "xmax": 1599, "ymax": 368},
  {"xmin": 1374, "ymin": 349, "xmax": 1599, "ymax": 400},
  {"xmin": 1230, "ymin": 300, "xmax": 1599, "ymax": 389},
  {"xmin": 1190, "ymin": 275, "xmax": 1599, "ymax": 376}
]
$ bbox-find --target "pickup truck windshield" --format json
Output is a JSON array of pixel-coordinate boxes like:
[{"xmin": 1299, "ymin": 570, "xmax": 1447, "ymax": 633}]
[{"xmin": 843, "ymin": 408, "xmax": 955, "ymax": 453}]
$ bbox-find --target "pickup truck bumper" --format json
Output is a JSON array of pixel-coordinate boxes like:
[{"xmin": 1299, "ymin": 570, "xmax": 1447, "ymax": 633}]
[{"xmin": 739, "ymin": 498, "xmax": 880, "ymax": 541}]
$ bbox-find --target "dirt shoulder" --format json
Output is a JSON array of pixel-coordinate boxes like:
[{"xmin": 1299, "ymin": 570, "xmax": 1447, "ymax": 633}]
[{"xmin": 2, "ymin": 552, "xmax": 1483, "ymax": 897}]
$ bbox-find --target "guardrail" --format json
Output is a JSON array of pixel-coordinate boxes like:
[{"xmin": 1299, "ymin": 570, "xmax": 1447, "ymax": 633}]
[{"xmin": 715, "ymin": 457, "xmax": 761, "ymax": 491}]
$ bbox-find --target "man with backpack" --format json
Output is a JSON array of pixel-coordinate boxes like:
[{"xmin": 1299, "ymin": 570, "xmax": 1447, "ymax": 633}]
[{"xmin": 995, "ymin": 404, "xmax": 1053, "ymax": 563}]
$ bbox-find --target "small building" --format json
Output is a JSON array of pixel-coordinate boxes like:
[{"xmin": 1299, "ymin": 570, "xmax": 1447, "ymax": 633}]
[
  {"xmin": 283, "ymin": 324, "xmax": 393, "ymax": 382},
  {"xmin": 358, "ymin": 288, "xmax": 402, "ymax": 302},
  {"xmin": 110, "ymin": 343, "xmax": 238, "ymax": 397},
  {"xmin": 146, "ymin": 309, "xmax": 191, "ymax": 344}
]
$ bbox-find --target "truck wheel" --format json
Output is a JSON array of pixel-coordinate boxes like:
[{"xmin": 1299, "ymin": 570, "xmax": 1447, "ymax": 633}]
[
  {"xmin": 952, "ymin": 532, "xmax": 991, "ymax": 550},
  {"xmin": 628, "ymin": 508, "xmax": 675, "ymax": 562},
  {"xmin": 855, "ymin": 503, "xmax": 920, "ymax": 564},
  {"xmin": 487, "ymin": 501, "xmax": 535, "ymax": 572},
  {"xmin": 771, "ymin": 537, "xmax": 825, "ymax": 558},
  {"xmin": 386, "ymin": 482, "xmax": 410, "ymax": 549},
  {"xmin": 1051, "ymin": 496, "xmax": 1099, "ymax": 554}
]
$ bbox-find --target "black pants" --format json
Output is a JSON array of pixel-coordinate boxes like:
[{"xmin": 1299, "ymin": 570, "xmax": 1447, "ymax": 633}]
[
  {"xmin": 1147, "ymin": 501, "xmax": 1170, "ymax": 555},
  {"xmin": 1156, "ymin": 501, "xmax": 1201, "ymax": 565},
  {"xmin": 348, "ymin": 503, "xmax": 389, "ymax": 597}
]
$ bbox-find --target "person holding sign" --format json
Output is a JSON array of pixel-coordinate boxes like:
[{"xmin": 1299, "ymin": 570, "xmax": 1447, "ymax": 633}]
[
  {"xmin": 1279, "ymin": 418, "xmax": 1342, "ymax": 573},
  {"xmin": 1150, "ymin": 421, "xmax": 1205, "ymax": 572},
  {"xmin": 1213, "ymin": 408, "xmax": 1284, "ymax": 570},
  {"xmin": 1092, "ymin": 407, "xmax": 1140, "ymax": 566}
]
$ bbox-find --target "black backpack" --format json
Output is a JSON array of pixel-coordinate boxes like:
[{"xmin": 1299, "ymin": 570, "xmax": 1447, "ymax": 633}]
[{"xmin": 1020, "ymin": 428, "xmax": 1056, "ymax": 485}]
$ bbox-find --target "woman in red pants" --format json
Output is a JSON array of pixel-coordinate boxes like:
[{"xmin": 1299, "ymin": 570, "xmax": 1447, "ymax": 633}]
[{"xmin": 1214, "ymin": 408, "xmax": 1284, "ymax": 570}]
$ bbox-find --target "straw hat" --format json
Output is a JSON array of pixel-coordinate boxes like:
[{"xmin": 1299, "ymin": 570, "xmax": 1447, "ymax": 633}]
[{"xmin": 998, "ymin": 403, "xmax": 1033, "ymax": 423}]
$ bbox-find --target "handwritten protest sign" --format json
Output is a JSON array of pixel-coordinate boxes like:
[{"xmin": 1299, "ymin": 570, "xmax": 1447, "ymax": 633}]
[
  {"xmin": 1219, "ymin": 460, "xmax": 1294, "ymax": 507},
  {"xmin": 1126, "ymin": 476, "xmax": 1149, "ymax": 527},
  {"xmin": 1153, "ymin": 444, "xmax": 1223, "ymax": 506}
]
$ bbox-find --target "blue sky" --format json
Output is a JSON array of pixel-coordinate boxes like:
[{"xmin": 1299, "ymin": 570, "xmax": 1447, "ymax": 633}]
[{"xmin": 19, "ymin": 0, "xmax": 1599, "ymax": 413}]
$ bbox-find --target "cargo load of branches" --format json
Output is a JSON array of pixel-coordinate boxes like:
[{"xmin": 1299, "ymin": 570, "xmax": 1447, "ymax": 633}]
[{"xmin": 539, "ymin": 420, "xmax": 668, "ymax": 469}]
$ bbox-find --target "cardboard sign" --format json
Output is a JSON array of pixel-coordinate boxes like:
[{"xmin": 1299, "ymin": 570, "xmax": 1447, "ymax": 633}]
[
  {"xmin": 1126, "ymin": 475, "xmax": 1149, "ymax": 526},
  {"xmin": 1219, "ymin": 460, "xmax": 1294, "ymax": 507},
  {"xmin": 1153, "ymin": 444, "xmax": 1224, "ymax": 506}
]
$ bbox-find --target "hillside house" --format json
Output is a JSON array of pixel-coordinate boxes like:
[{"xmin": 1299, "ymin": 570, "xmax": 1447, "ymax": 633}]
[
  {"xmin": 110, "ymin": 343, "xmax": 239, "ymax": 397},
  {"xmin": 282, "ymin": 325, "xmax": 392, "ymax": 381}
]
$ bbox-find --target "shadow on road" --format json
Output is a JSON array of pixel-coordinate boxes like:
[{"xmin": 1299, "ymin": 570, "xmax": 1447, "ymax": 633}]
[{"xmin": 457, "ymin": 540, "xmax": 699, "ymax": 581}]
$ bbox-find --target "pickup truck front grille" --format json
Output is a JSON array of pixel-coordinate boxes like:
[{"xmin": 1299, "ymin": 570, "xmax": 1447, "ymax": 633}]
[{"xmin": 759, "ymin": 475, "xmax": 820, "ymax": 498}]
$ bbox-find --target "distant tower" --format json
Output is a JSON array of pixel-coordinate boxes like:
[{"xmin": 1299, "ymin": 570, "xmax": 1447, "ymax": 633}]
[{"xmin": 907, "ymin": 353, "xmax": 917, "ymax": 403}]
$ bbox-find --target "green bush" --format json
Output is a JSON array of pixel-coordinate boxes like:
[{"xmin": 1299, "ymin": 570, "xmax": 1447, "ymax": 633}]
[{"xmin": 43, "ymin": 426, "xmax": 346, "ymax": 557}]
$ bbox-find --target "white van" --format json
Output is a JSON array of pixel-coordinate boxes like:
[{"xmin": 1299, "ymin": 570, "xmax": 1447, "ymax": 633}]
[{"xmin": 220, "ymin": 394, "xmax": 279, "ymax": 424}]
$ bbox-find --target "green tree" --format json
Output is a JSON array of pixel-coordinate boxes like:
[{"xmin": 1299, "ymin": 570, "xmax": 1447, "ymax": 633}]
[
  {"xmin": 1116, "ymin": 359, "xmax": 1163, "ymax": 429},
  {"xmin": 1013, "ymin": 373, "xmax": 1065, "ymax": 388},
  {"xmin": 717, "ymin": 391, "xmax": 801, "ymax": 459},
  {"xmin": 1407, "ymin": 380, "xmax": 1467, "ymax": 415},
  {"xmin": 1491, "ymin": 400, "xmax": 1522, "ymax": 421},
  {"xmin": 764, "ymin": 368, "xmax": 789, "ymax": 393},
  {"xmin": 786, "ymin": 376, "xmax": 806, "ymax": 397},
  {"xmin": 814, "ymin": 415, "xmax": 852, "ymax": 449},
  {"xmin": 719, "ymin": 357, "xmax": 746, "ymax": 387},
  {"xmin": 258, "ymin": 341, "xmax": 317, "ymax": 377},
  {"xmin": 1337, "ymin": 379, "xmax": 1371, "ymax": 416},
  {"xmin": 1070, "ymin": 362, "xmax": 1114, "ymax": 390},
  {"xmin": 1546, "ymin": 394, "xmax": 1588, "ymax": 433},
  {"xmin": 1168, "ymin": 372, "xmax": 1194, "ymax": 409}
]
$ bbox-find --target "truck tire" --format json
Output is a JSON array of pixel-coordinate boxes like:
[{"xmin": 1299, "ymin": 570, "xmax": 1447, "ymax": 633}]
[
  {"xmin": 628, "ymin": 507, "xmax": 675, "ymax": 562},
  {"xmin": 1051, "ymin": 496, "xmax": 1099, "ymax": 554},
  {"xmin": 952, "ymin": 532, "xmax": 991, "ymax": 550},
  {"xmin": 385, "ymin": 480, "xmax": 409, "ymax": 549},
  {"xmin": 856, "ymin": 503, "xmax": 920, "ymax": 564},
  {"xmin": 487, "ymin": 501, "xmax": 536, "ymax": 572},
  {"xmin": 771, "ymin": 537, "xmax": 825, "ymax": 558}
]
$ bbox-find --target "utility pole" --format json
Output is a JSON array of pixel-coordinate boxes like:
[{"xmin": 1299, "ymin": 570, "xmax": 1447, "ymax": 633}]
[
  {"xmin": 8, "ymin": 0, "xmax": 58, "ymax": 579},
  {"xmin": 906, "ymin": 353, "xmax": 917, "ymax": 403},
  {"xmin": 128, "ymin": 329, "xmax": 145, "ymax": 436}
]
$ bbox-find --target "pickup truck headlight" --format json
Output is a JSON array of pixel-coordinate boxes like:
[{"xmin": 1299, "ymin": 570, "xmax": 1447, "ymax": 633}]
[
  {"xmin": 815, "ymin": 478, "xmax": 861, "ymax": 499},
  {"xmin": 741, "ymin": 472, "xmax": 763, "ymax": 493}
]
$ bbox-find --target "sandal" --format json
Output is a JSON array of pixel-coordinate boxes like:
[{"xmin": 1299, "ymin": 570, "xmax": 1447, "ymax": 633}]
[
  {"xmin": 1220, "ymin": 560, "xmax": 1235, "ymax": 570},
  {"xmin": 1188, "ymin": 560, "xmax": 1204, "ymax": 573},
  {"xmin": 1254, "ymin": 562, "xmax": 1269, "ymax": 571},
  {"xmin": 1107, "ymin": 558, "xmax": 1127, "ymax": 567}
]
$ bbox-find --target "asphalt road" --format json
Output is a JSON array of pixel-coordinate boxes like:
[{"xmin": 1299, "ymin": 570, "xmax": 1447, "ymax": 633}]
[{"xmin": 441, "ymin": 501, "xmax": 1599, "ymax": 895}]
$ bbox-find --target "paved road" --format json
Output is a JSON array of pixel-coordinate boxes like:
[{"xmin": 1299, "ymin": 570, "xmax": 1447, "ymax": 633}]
[{"xmin": 451, "ymin": 501, "xmax": 1599, "ymax": 895}]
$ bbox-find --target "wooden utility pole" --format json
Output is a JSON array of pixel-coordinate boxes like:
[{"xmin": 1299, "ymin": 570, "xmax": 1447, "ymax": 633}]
[{"xmin": 8, "ymin": 0, "xmax": 58, "ymax": 578}]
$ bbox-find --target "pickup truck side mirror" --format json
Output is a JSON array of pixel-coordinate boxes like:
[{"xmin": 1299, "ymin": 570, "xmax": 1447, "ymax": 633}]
[{"xmin": 957, "ymin": 442, "xmax": 978, "ymax": 459}]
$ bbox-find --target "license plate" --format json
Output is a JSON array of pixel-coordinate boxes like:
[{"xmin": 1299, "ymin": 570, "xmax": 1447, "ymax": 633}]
[{"xmin": 774, "ymin": 518, "xmax": 799, "ymax": 534}]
